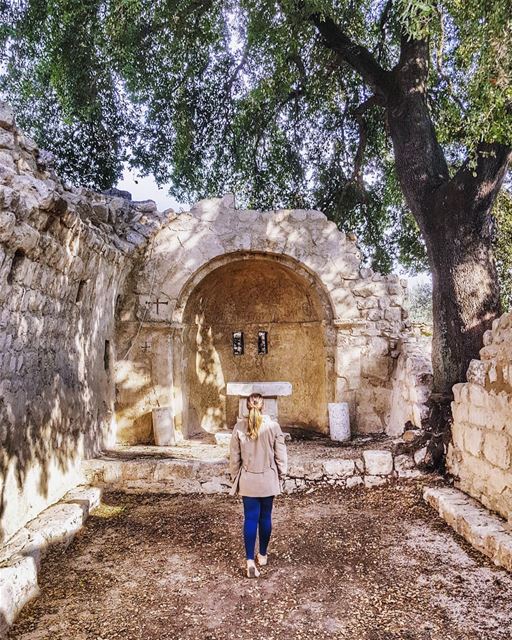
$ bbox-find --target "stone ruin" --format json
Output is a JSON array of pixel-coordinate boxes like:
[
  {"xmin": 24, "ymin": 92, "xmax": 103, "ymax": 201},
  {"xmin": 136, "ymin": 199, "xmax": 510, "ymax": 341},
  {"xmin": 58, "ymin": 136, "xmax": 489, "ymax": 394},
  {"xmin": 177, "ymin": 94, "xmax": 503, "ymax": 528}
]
[
  {"xmin": 2, "ymin": 99, "xmax": 512, "ymax": 633},
  {"xmin": 0, "ymin": 100, "xmax": 437, "ymax": 544},
  {"xmin": 3, "ymin": 94, "xmax": 512, "ymax": 576}
]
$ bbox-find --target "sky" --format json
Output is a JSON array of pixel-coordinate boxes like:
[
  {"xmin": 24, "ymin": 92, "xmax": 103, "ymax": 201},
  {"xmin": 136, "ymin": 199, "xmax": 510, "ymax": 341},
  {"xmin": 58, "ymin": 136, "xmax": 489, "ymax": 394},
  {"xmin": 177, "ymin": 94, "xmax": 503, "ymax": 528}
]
[{"xmin": 116, "ymin": 167, "xmax": 183, "ymax": 212}]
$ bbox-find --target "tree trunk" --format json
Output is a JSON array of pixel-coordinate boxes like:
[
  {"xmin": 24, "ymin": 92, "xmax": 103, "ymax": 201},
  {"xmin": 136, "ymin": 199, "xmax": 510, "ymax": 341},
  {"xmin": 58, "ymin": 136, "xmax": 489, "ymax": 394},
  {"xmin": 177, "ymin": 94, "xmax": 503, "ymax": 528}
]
[
  {"xmin": 385, "ymin": 48, "xmax": 509, "ymax": 394},
  {"xmin": 425, "ymin": 211, "xmax": 501, "ymax": 393}
]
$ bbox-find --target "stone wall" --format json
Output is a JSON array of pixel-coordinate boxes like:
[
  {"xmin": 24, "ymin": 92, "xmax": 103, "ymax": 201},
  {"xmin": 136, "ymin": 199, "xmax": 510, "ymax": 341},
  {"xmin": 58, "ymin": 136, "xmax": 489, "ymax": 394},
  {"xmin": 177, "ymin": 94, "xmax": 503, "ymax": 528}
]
[
  {"xmin": 0, "ymin": 102, "xmax": 164, "ymax": 542},
  {"xmin": 115, "ymin": 195, "xmax": 411, "ymax": 442},
  {"xmin": 447, "ymin": 311, "xmax": 512, "ymax": 523},
  {"xmin": 387, "ymin": 337, "xmax": 433, "ymax": 436}
]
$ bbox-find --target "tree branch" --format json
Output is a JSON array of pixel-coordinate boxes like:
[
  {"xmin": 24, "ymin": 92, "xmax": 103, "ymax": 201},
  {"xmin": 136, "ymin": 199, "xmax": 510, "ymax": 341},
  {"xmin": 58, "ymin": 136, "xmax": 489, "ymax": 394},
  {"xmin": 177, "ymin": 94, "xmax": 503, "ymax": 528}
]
[
  {"xmin": 350, "ymin": 95, "xmax": 382, "ymax": 185},
  {"xmin": 446, "ymin": 143, "xmax": 512, "ymax": 220},
  {"xmin": 309, "ymin": 13, "xmax": 391, "ymax": 97}
]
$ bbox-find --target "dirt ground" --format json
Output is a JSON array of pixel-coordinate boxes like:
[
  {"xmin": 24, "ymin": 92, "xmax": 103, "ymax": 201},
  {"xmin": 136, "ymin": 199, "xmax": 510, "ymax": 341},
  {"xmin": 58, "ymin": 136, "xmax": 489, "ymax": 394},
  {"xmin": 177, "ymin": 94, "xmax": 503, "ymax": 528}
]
[{"xmin": 9, "ymin": 481, "xmax": 512, "ymax": 640}]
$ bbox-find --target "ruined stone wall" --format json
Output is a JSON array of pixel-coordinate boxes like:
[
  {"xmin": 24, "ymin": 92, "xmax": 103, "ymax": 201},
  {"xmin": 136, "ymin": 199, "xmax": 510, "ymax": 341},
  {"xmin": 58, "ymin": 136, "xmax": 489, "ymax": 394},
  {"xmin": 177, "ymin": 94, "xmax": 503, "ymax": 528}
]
[
  {"xmin": 387, "ymin": 337, "xmax": 432, "ymax": 436},
  {"xmin": 447, "ymin": 311, "xmax": 512, "ymax": 523},
  {"xmin": 115, "ymin": 195, "xmax": 411, "ymax": 441},
  {"xmin": 0, "ymin": 103, "xmax": 164, "ymax": 542}
]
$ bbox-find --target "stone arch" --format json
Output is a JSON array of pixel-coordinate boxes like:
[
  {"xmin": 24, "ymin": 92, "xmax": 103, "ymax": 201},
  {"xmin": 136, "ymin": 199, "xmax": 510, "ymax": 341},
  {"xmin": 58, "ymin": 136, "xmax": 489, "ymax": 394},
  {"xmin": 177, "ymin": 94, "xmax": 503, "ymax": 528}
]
[
  {"xmin": 115, "ymin": 195, "xmax": 409, "ymax": 443},
  {"xmin": 176, "ymin": 252, "xmax": 337, "ymax": 435},
  {"xmin": 173, "ymin": 250, "xmax": 336, "ymax": 325}
]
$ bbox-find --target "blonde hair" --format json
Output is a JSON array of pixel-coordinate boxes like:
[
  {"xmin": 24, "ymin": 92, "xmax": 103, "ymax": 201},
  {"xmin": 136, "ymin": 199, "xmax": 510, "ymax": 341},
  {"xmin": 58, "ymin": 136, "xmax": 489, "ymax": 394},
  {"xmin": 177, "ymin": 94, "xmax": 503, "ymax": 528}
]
[{"xmin": 246, "ymin": 393, "xmax": 264, "ymax": 439}]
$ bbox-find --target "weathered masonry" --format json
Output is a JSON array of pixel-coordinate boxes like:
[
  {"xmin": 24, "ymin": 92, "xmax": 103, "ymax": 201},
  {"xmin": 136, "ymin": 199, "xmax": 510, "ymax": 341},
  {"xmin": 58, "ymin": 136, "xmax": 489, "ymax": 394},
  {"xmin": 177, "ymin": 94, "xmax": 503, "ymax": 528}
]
[
  {"xmin": 115, "ymin": 195, "xmax": 413, "ymax": 442},
  {"xmin": 0, "ymin": 101, "xmax": 429, "ymax": 544}
]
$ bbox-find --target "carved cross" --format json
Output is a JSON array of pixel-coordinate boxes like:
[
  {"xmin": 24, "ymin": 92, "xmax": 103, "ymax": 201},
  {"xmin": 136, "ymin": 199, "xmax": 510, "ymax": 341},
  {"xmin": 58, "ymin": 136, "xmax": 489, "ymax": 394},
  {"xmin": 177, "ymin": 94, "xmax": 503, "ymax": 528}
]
[
  {"xmin": 141, "ymin": 341, "xmax": 151, "ymax": 353},
  {"xmin": 148, "ymin": 298, "xmax": 169, "ymax": 314}
]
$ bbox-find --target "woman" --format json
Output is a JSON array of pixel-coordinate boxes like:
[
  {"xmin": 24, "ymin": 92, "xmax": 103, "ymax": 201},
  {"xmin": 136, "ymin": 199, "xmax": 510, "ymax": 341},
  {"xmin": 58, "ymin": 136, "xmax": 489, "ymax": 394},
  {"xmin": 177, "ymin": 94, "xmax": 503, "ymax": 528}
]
[{"xmin": 229, "ymin": 393, "xmax": 288, "ymax": 578}]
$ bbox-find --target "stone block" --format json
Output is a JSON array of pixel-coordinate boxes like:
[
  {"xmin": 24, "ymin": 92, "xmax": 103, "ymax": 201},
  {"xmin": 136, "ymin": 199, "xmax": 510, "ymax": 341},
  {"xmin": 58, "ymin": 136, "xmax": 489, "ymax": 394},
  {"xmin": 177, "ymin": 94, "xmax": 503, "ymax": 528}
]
[
  {"xmin": 363, "ymin": 450, "xmax": 393, "ymax": 475},
  {"xmin": 0, "ymin": 555, "xmax": 39, "ymax": 636},
  {"xmin": 152, "ymin": 406, "xmax": 176, "ymax": 446},
  {"xmin": 483, "ymin": 432, "xmax": 511, "ymax": 469},
  {"xmin": 346, "ymin": 476, "xmax": 364, "ymax": 488},
  {"xmin": 201, "ymin": 481, "xmax": 228, "ymax": 494},
  {"xmin": 364, "ymin": 475, "xmax": 388, "ymax": 488},
  {"xmin": 283, "ymin": 479, "xmax": 297, "ymax": 493},
  {"xmin": 466, "ymin": 359, "xmax": 489, "ymax": 386},
  {"xmin": 394, "ymin": 454, "xmax": 415, "ymax": 474},
  {"xmin": 322, "ymin": 459, "xmax": 355, "ymax": 477},
  {"xmin": 0, "ymin": 101, "xmax": 15, "ymax": 129},
  {"xmin": 214, "ymin": 431, "xmax": 232, "ymax": 445},
  {"xmin": 463, "ymin": 425, "xmax": 484, "ymax": 457},
  {"xmin": 468, "ymin": 383, "xmax": 489, "ymax": 408},
  {"xmin": 63, "ymin": 486, "xmax": 102, "ymax": 514},
  {"xmin": 25, "ymin": 503, "xmax": 86, "ymax": 551},
  {"xmin": 328, "ymin": 402, "xmax": 350, "ymax": 441},
  {"xmin": 226, "ymin": 381, "xmax": 292, "ymax": 397},
  {"xmin": 467, "ymin": 404, "xmax": 492, "ymax": 428}
]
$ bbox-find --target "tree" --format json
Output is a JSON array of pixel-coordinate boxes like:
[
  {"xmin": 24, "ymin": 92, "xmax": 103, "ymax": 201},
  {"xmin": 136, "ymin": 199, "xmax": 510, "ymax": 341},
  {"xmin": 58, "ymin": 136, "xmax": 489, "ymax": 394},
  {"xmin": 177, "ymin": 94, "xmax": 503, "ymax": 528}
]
[
  {"xmin": 1, "ymin": 0, "xmax": 511, "ymax": 396},
  {"xmin": 408, "ymin": 280, "xmax": 433, "ymax": 326}
]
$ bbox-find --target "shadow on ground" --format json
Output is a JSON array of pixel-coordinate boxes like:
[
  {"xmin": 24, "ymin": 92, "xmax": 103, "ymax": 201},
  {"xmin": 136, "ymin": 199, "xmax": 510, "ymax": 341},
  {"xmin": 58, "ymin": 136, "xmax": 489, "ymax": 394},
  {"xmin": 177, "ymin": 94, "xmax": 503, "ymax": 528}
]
[{"xmin": 8, "ymin": 481, "xmax": 512, "ymax": 640}]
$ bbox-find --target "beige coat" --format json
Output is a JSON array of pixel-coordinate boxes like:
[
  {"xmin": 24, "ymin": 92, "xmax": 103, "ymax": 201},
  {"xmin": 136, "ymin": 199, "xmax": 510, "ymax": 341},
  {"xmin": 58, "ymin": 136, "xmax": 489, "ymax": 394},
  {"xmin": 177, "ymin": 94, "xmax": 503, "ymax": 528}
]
[{"xmin": 229, "ymin": 415, "xmax": 288, "ymax": 497}]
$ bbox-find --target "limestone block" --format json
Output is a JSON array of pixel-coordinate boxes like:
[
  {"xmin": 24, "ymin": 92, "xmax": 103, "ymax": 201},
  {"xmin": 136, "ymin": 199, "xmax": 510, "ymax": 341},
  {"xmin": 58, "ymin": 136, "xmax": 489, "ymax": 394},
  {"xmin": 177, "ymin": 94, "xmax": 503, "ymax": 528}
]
[
  {"xmin": 152, "ymin": 406, "xmax": 176, "ymax": 446},
  {"xmin": 463, "ymin": 425, "xmax": 484, "ymax": 457},
  {"xmin": 201, "ymin": 481, "xmax": 229, "ymax": 494},
  {"xmin": 351, "ymin": 280, "xmax": 388, "ymax": 298},
  {"xmin": 363, "ymin": 450, "xmax": 393, "ymax": 475},
  {"xmin": 121, "ymin": 461, "xmax": 157, "ymax": 482},
  {"xmin": 483, "ymin": 432, "xmax": 511, "ymax": 469},
  {"xmin": 165, "ymin": 478, "xmax": 203, "ymax": 493},
  {"xmin": 214, "ymin": 431, "xmax": 232, "ymax": 445},
  {"xmin": 361, "ymin": 355, "xmax": 390, "ymax": 382},
  {"xmin": 0, "ymin": 555, "xmax": 39, "ymax": 636},
  {"xmin": 0, "ymin": 210, "xmax": 16, "ymax": 242},
  {"xmin": 0, "ymin": 101, "xmax": 15, "ymax": 129},
  {"xmin": 394, "ymin": 454, "xmax": 415, "ymax": 474},
  {"xmin": 328, "ymin": 402, "xmax": 350, "ymax": 441},
  {"xmin": 336, "ymin": 342, "xmax": 361, "ymax": 381},
  {"xmin": 413, "ymin": 446, "xmax": 428, "ymax": 466},
  {"xmin": 322, "ymin": 459, "xmax": 355, "ymax": 477},
  {"xmin": 63, "ymin": 485, "xmax": 102, "ymax": 514},
  {"xmin": 25, "ymin": 503, "xmax": 86, "ymax": 551},
  {"xmin": 283, "ymin": 479, "xmax": 297, "ymax": 493},
  {"xmin": 384, "ymin": 307, "xmax": 402, "ymax": 323},
  {"xmin": 346, "ymin": 476, "xmax": 364, "ymax": 488},
  {"xmin": 364, "ymin": 475, "xmax": 388, "ymax": 488},
  {"xmin": 466, "ymin": 359, "xmax": 489, "ymax": 386},
  {"xmin": 226, "ymin": 381, "xmax": 292, "ymax": 397},
  {"xmin": 451, "ymin": 383, "xmax": 465, "ymax": 404},
  {"xmin": 11, "ymin": 221, "xmax": 40, "ymax": 252},
  {"xmin": 357, "ymin": 409, "xmax": 384, "ymax": 434}
]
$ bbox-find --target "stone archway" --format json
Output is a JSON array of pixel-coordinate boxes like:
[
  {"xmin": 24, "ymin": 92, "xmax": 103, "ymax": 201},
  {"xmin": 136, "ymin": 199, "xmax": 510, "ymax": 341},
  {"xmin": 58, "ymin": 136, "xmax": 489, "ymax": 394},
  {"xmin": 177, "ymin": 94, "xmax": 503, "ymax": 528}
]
[{"xmin": 179, "ymin": 253, "xmax": 335, "ymax": 435}]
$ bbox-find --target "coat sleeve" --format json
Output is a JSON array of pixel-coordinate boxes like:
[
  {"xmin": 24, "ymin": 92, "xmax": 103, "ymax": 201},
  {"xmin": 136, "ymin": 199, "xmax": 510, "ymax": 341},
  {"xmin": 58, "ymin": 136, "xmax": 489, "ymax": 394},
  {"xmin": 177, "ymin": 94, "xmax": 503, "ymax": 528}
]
[
  {"xmin": 229, "ymin": 423, "xmax": 242, "ymax": 481},
  {"xmin": 273, "ymin": 422, "xmax": 288, "ymax": 477}
]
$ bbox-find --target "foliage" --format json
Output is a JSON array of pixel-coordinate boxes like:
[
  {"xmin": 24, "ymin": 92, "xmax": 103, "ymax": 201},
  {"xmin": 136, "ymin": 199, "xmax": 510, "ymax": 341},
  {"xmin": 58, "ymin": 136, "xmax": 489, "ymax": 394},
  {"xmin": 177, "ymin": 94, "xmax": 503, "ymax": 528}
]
[
  {"xmin": 0, "ymin": 0, "xmax": 510, "ymax": 271},
  {"xmin": 407, "ymin": 279, "xmax": 433, "ymax": 325}
]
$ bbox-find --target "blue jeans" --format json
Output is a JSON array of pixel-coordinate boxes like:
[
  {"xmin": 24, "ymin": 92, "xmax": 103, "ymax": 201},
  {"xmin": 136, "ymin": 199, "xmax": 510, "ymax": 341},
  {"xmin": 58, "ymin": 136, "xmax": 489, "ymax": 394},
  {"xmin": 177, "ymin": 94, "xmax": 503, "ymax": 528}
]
[{"xmin": 242, "ymin": 496, "xmax": 274, "ymax": 561}]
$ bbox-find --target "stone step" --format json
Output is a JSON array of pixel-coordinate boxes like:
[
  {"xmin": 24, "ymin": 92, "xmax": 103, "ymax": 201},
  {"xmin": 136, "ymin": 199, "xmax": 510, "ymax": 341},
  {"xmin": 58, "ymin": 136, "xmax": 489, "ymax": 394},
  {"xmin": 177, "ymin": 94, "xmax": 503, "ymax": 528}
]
[
  {"xmin": 81, "ymin": 447, "xmax": 423, "ymax": 494},
  {"xmin": 0, "ymin": 486, "xmax": 102, "ymax": 637},
  {"xmin": 424, "ymin": 486, "xmax": 512, "ymax": 572}
]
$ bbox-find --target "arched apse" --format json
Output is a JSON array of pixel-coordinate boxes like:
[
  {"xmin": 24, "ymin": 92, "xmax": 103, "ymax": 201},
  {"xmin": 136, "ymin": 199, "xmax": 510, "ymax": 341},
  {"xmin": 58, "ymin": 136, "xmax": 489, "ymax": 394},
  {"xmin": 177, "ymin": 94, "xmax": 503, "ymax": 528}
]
[{"xmin": 180, "ymin": 253, "xmax": 336, "ymax": 434}]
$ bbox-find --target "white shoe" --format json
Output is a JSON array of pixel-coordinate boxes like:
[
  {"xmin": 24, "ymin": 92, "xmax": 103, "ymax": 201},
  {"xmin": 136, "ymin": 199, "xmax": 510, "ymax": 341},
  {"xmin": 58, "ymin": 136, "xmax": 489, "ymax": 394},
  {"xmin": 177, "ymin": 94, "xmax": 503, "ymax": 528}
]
[
  {"xmin": 257, "ymin": 553, "xmax": 268, "ymax": 566},
  {"xmin": 246, "ymin": 560, "xmax": 260, "ymax": 578}
]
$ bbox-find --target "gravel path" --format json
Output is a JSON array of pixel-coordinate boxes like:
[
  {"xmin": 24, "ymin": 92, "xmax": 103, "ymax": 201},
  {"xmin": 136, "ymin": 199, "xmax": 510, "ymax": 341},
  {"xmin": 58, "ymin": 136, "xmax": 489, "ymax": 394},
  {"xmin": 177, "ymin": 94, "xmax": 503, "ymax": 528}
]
[{"xmin": 8, "ymin": 481, "xmax": 512, "ymax": 640}]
